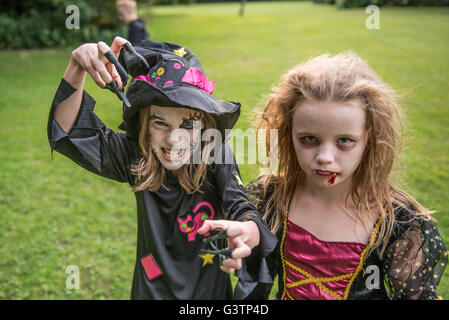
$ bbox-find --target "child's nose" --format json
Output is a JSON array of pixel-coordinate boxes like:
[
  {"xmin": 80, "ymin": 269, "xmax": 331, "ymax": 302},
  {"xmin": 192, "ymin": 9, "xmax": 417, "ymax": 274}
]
[
  {"xmin": 315, "ymin": 145, "xmax": 334, "ymax": 164},
  {"xmin": 167, "ymin": 128, "xmax": 190, "ymax": 147},
  {"xmin": 165, "ymin": 131, "xmax": 177, "ymax": 146}
]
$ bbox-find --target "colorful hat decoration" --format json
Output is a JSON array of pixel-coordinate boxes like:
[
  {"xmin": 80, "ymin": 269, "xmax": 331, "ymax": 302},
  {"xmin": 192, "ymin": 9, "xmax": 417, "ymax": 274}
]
[{"xmin": 118, "ymin": 40, "xmax": 241, "ymax": 142}]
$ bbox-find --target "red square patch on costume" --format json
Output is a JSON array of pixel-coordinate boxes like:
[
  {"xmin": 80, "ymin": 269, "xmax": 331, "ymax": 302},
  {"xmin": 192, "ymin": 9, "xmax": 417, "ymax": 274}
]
[{"xmin": 141, "ymin": 253, "xmax": 163, "ymax": 281}]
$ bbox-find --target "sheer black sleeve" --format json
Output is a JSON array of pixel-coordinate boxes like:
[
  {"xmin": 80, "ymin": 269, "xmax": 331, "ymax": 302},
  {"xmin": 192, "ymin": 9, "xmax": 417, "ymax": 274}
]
[
  {"xmin": 234, "ymin": 177, "xmax": 279, "ymax": 300},
  {"xmin": 383, "ymin": 210, "xmax": 448, "ymax": 300},
  {"xmin": 213, "ymin": 144, "xmax": 277, "ymax": 276},
  {"xmin": 47, "ymin": 78, "xmax": 138, "ymax": 184}
]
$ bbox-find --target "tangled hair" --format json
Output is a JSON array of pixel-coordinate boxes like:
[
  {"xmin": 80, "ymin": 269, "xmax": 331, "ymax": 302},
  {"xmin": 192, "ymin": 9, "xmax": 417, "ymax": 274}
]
[
  {"xmin": 257, "ymin": 51, "xmax": 432, "ymax": 256},
  {"xmin": 131, "ymin": 106, "xmax": 216, "ymax": 194}
]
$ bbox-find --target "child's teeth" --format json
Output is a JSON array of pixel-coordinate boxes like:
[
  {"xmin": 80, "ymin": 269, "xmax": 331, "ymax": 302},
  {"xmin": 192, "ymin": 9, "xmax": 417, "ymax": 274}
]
[{"xmin": 162, "ymin": 147, "xmax": 185, "ymax": 159}]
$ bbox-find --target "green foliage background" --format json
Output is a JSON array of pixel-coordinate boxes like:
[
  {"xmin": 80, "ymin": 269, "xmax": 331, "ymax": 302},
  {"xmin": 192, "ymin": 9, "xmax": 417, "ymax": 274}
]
[
  {"xmin": 0, "ymin": 0, "xmax": 128, "ymax": 49},
  {"xmin": 0, "ymin": 1, "xmax": 448, "ymax": 299}
]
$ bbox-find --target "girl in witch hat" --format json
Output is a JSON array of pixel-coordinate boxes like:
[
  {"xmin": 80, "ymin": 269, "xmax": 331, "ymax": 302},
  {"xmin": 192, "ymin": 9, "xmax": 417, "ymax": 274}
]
[
  {"xmin": 47, "ymin": 36, "xmax": 277, "ymax": 299},
  {"xmin": 236, "ymin": 51, "xmax": 447, "ymax": 300}
]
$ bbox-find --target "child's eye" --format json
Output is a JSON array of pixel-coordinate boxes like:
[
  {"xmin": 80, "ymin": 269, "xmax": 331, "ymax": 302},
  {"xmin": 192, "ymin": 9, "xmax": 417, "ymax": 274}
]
[
  {"xmin": 300, "ymin": 136, "xmax": 319, "ymax": 145},
  {"xmin": 154, "ymin": 121, "xmax": 169, "ymax": 128},
  {"xmin": 180, "ymin": 120, "xmax": 193, "ymax": 130},
  {"xmin": 337, "ymin": 137, "xmax": 354, "ymax": 146}
]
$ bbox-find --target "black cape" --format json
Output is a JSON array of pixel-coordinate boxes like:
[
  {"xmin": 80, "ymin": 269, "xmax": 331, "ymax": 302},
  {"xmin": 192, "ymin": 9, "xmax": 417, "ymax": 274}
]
[{"xmin": 47, "ymin": 79, "xmax": 277, "ymax": 299}]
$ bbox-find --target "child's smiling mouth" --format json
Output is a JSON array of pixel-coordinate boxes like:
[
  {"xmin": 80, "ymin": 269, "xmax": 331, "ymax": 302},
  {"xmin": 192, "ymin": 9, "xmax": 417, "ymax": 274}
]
[{"xmin": 161, "ymin": 147, "xmax": 187, "ymax": 161}]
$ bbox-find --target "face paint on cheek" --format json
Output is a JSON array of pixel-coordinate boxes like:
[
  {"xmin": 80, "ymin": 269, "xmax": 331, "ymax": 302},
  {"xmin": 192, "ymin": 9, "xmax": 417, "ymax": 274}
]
[{"xmin": 150, "ymin": 144, "xmax": 159, "ymax": 157}]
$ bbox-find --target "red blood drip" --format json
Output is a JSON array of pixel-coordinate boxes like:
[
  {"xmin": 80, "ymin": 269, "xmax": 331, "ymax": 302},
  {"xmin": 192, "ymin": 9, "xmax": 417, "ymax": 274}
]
[{"xmin": 328, "ymin": 173, "xmax": 337, "ymax": 185}]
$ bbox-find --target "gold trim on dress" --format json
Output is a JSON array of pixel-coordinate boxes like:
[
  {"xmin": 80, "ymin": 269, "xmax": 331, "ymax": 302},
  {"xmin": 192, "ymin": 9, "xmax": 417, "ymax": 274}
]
[
  {"xmin": 343, "ymin": 219, "xmax": 381, "ymax": 299},
  {"xmin": 280, "ymin": 207, "xmax": 382, "ymax": 300}
]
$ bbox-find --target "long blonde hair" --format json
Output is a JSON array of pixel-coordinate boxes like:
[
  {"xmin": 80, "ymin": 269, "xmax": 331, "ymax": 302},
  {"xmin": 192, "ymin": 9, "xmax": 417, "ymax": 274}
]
[
  {"xmin": 257, "ymin": 51, "xmax": 432, "ymax": 256},
  {"xmin": 131, "ymin": 106, "xmax": 216, "ymax": 194}
]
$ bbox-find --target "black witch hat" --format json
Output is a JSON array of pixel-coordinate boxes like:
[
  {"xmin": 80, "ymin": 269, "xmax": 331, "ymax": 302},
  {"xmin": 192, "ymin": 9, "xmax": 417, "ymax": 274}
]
[{"xmin": 118, "ymin": 40, "xmax": 241, "ymax": 141}]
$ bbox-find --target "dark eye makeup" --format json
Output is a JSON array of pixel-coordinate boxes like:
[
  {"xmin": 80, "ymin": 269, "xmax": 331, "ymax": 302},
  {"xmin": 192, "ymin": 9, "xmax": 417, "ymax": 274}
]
[
  {"xmin": 180, "ymin": 112, "xmax": 201, "ymax": 129},
  {"xmin": 299, "ymin": 136, "xmax": 319, "ymax": 145},
  {"xmin": 150, "ymin": 111, "xmax": 202, "ymax": 130},
  {"xmin": 298, "ymin": 135, "xmax": 357, "ymax": 149}
]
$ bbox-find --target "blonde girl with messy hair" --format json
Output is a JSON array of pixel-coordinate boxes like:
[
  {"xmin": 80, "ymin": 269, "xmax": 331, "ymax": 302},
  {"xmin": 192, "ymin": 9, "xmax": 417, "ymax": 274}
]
[
  {"xmin": 235, "ymin": 51, "xmax": 447, "ymax": 300},
  {"xmin": 47, "ymin": 37, "xmax": 277, "ymax": 299}
]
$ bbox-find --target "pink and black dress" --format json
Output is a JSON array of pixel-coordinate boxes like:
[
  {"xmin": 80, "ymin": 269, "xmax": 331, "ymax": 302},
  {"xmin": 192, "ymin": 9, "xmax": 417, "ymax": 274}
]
[
  {"xmin": 281, "ymin": 219, "xmax": 368, "ymax": 300},
  {"xmin": 235, "ymin": 179, "xmax": 448, "ymax": 300}
]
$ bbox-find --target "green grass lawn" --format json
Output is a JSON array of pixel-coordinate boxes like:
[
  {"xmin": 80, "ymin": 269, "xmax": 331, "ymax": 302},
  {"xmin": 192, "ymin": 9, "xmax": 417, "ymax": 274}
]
[{"xmin": 0, "ymin": 1, "xmax": 448, "ymax": 299}]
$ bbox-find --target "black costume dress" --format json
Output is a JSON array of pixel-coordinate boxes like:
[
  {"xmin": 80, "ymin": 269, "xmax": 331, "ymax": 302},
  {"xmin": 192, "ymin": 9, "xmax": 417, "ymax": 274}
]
[
  {"xmin": 47, "ymin": 79, "xmax": 277, "ymax": 299},
  {"xmin": 236, "ymin": 178, "xmax": 448, "ymax": 300}
]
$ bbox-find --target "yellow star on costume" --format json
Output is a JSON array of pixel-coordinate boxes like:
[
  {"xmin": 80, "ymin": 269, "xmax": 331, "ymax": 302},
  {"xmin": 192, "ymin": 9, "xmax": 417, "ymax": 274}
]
[
  {"xmin": 174, "ymin": 47, "xmax": 188, "ymax": 57},
  {"xmin": 200, "ymin": 253, "xmax": 215, "ymax": 267}
]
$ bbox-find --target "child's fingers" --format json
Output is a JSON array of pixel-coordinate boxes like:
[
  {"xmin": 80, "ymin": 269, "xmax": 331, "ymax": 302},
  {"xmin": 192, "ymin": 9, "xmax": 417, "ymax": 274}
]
[
  {"xmin": 91, "ymin": 58, "xmax": 113, "ymax": 88},
  {"xmin": 97, "ymin": 41, "xmax": 113, "ymax": 64},
  {"xmin": 91, "ymin": 42, "xmax": 118, "ymax": 88},
  {"xmin": 106, "ymin": 63, "xmax": 122, "ymax": 90},
  {"xmin": 71, "ymin": 43, "xmax": 108, "ymax": 88},
  {"xmin": 85, "ymin": 65, "xmax": 105, "ymax": 88},
  {"xmin": 224, "ymin": 223, "xmax": 244, "ymax": 239},
  {"xmin": 220, "ymin": 265, "xmax": 235, "ymax": 274},
  {"xmin": 231, "ymin": 238, "xmax": 252, "ymax": 260},
  {"xmin": 228, "ymin": 221, "xmax": 260, "ymax": 249},
  {"xmin": 110, "ymin": 36, "xmax": 128, "ymax": 56},
  {"xmin": 221, "ymin": 257, "xmax": 242, "ymax": 270},
  {"xmin": 197, "ymin": 219, "xmax": 229, "ymax": 235}
]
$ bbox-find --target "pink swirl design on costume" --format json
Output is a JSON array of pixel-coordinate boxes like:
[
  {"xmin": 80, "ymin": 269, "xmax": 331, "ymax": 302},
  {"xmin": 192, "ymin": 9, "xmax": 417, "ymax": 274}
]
[
  {"xmin": 134, "ymin": 74, "xmax": 156, "ymax": 86},
  {"xmin": 134, "ymin": 74, "xmax": 149, "ymax": 81},
  {"xmin": 177, "ymin": 201, "xmax": 215, "ymax": 242},
  {"xmin": 181, "ymin": 67, "xmax": 215, "ymax": 95}
]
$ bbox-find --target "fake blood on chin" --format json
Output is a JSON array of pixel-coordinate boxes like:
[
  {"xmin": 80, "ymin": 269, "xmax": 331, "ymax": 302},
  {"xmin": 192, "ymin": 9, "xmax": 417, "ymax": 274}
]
[{"xmin": 313, "ymin": 170, "xmax": 339, "ymax": 186}]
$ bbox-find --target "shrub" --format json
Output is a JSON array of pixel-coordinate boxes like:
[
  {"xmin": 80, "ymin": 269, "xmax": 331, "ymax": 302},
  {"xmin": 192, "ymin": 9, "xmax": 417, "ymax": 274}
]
[{"xmin": 0, "ymin": 0, "xmax": 128, "ymax": 49}]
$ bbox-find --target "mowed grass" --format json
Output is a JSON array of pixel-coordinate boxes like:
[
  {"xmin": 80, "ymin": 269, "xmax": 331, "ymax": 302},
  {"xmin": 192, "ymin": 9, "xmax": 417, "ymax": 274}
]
[{"xmin": 0, "ymin": 2, "xmax": 448, "ymax": 299}]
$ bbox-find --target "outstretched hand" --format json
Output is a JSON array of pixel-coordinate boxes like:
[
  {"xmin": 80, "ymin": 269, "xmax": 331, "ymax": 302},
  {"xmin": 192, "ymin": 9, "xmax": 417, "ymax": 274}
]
[{"xmin": 197, "ymin": 219, "xmax": 260, "ymax": 274}]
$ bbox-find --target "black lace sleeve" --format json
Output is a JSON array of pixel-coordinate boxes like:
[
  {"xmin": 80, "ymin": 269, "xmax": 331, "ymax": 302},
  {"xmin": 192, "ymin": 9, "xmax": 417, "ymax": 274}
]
[
  {"xmin": 245, "ymin": 176, "xmax": 274, "ymax": 215},
  {"xmin": 383, "ymin": 211, "xmax": 448, "ymax": 300}
]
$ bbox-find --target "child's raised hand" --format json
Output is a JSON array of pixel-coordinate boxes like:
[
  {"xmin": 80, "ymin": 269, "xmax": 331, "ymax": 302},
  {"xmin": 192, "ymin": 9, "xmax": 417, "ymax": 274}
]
[
  {"xmin": 70, "ymin": 36, "xmax": 128, "ymax": 90},
  {"xmin": 197, "ymin": 219, "xmax": 260, "ymax": 274}
]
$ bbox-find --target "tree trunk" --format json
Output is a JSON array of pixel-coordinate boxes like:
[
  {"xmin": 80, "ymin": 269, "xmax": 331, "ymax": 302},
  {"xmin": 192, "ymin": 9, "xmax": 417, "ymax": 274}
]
[{"xmin": 239, "ymin": 0, "xmax": 246, "ymax": 17}]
